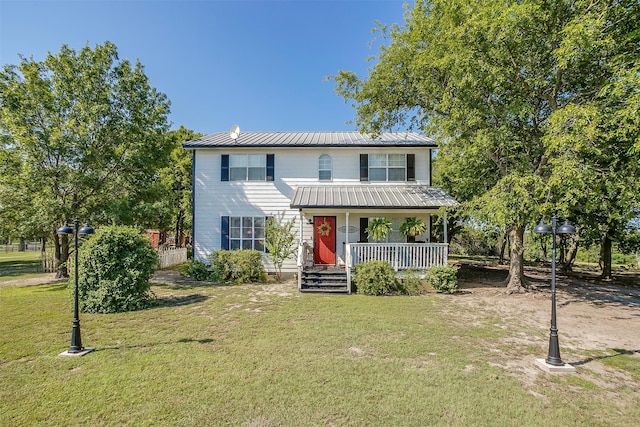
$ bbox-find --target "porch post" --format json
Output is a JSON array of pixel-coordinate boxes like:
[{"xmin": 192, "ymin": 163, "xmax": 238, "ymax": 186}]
[
  {"xmin": 298, "ymin": 209, "xmax": 303, "ymax": 291},
  {"xmin": 443, "ymin": 211, "xmax": 448, "ymax": 244},
  {"xmin": 345, "ymin": 211, "xmax": 351, "ymax": 294},
  {"xmin": 299, "ymin": 209, "xmax": 304, "ymax": 242},
  {"xmin": 345, "ymin": 212, "xmax": 350, "ymax": 245}
]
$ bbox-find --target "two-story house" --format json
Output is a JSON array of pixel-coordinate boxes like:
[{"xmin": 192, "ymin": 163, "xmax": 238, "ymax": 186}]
[{"xmin": 183, "ymin": 131, "xmax": 457, "ymax": 293}]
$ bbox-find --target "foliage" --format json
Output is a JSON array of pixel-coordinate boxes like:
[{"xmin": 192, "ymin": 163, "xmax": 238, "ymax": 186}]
[
  {"xmin": 75, "ymin": 226, "xmax": 158, "ymax": 313},
  {"xmin": 180, "ymin": 259, "xmax": 211, "ymax": 281},
  {"xmin": 365, "ymin": 217, "xmax": 393, "ymax": 241},
  {"xmin": 157, "ymin": 126, "xmax": 201, "ymax": 246},
  {"xmin": 399, "ymin": 217, "xmax": 427, "ymax": 238},
  {"xmin": 352, "ymin": 260, "xmax": 398, "ymax": 295},
  {"xmin": 619, "ymin": 228, "xmax": 640, "ymax": 256},
  {"xmin": 332, "ymin": 0, "xmax": 640, "ymax": 289},
  {"xmin": 264, "ymin": 212, "xmax": 297, "ymax": 281},
  {"xmin": 449, "ymin": 225, "xmax": 500, "ymax": 257},
  {"xmin": 0, "ymin": 41, "xmax": 172, "ymax": 275},
  {"xmin": 396, "ymin": 269, "xmax": 421, "ymax": 296},
  {"xmin": 427, "ymin": 266, "xmax": 459, "ymax": 294},
  {"xmin": 210, "ymin": 250, "xmax": 266, "ymax": 284}
]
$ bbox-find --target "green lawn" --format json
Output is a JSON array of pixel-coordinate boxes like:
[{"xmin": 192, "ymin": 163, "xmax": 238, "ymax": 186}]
[
  {"xmin": 1, "ymin": 278, "xmax": 638, "ymax": 426},
  {"xmin": 0, "ymin": 251, "xmax": 46, "ymax": 282}
]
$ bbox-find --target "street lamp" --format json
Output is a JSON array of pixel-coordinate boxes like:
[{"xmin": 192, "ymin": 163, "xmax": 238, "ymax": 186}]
[
  {"xmin": 534, "ymin": 215, "xmax": 576, "ymax": 373},
  {"xmin": 57, "ymin": 219, "xmax": 94, "ymax": 357}
]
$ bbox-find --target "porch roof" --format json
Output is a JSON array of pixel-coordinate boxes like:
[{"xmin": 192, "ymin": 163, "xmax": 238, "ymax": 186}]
[{"xmin": 290, "ymin": 185, "xmax": 458, "ymax": 210}]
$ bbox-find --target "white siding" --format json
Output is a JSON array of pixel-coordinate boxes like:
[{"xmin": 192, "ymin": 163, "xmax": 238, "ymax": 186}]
[{"xmin": 193, "ymin": 146, "xmax": 434, "ymax": 272}]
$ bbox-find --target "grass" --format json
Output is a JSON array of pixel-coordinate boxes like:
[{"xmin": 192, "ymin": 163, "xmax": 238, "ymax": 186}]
[
  {"xmin": 0, "ymin": 251, "xmax": 46, "ymax": 282},
  {"xmin": 1, "ymin": 277, "xmax": 639, "ymax": 426}
]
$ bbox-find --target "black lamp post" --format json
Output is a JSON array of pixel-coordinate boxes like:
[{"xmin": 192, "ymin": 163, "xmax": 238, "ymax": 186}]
[
  {"xmin": 534, "ymin": 215, "xmax": 576, "ymax": 368},
  {"xmin": 57, "ymin": 219, "xmax": 94, "ymax": 355}
]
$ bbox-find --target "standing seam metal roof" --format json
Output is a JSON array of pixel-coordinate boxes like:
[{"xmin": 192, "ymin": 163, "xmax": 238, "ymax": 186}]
[
  {"xmin": 182, "ymin": 131, "xmax": 437, "ymax": 148},
  {"xmin": 290, "ymin": 185, "xmax": 458, "ymax": 209}
]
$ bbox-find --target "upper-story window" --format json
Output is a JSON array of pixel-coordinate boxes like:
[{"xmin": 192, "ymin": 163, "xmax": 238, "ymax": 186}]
[
  {"xmin": 369, "ymin": 154, "xmax": 406, "ymax": 181},
  {"xmin": 360, "ymin": 153, "xmax": 415, "ymax": 182},
  {"xmin": 318, "ymin": 154, "xmax": 332, "ymax": 181},
  {"xmin": 230, "ymin": 154, "xmax": 265, "ymax": 181},
  {"xmin": 221, "ymin": 154, "xmax": 275, "ymax": 181}
]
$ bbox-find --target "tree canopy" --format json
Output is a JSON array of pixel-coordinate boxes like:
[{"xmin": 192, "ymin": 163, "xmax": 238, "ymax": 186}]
[
  {"xmin": 0, "ymin": 41, "xmax": 172, "ymax": 274},
  {"xmin": 333, "ymin": 0, "xmax": 640, "ymax": 290}
]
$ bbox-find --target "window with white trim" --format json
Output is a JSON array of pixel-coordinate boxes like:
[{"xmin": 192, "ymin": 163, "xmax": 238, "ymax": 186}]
[
  {"xmin": 229, "ymin": 216, "xmax": 265, "ymax": 251},
  {"xmin": 230, "ymin": 154, "xmax": 266, "ymax": 181},
  {"xmin": 318, "ymin": 154, "xmax": 332, "ymax": 181},
  {"xmin": 369, "ymin": 154, "xmax": 406, "ymax": 181}
]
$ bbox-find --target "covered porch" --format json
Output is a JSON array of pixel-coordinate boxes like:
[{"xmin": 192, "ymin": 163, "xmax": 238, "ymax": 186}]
[{"xmin": 290, "ymin": 185, "xmax": 458, "ymax": 293}]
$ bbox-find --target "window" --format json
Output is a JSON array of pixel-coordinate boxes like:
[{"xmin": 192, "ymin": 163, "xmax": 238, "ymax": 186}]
[
  {"xmin": 230, "ymin": 154, "xmax": 265, "ymax": 181},
  {"xmin": 221, "ymin": 154, "xmax": 274, "ymax": 181},
  {"xmin": 361, "ymin": 154, "xmax": 414, "ymax": 182},
  {"xmin": 318, "ymin": 154, "xmax": 332, "ymax": 181},
  {"xmin": 360, "ymin": 217, "xmax": 407, "ymax": 243},
  {"xmin": 369, "ymin": 154, "xmax": 406, "ymax": 181},
  {"xmin": 225, "ymin": 216, "xmax": 265, "ymax": 251}
]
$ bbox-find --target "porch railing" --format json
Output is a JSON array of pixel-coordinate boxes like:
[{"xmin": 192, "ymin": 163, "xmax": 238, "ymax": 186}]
[{"xmin": 346, "ymin": 243, "xmax": 449, "ymax": 272}]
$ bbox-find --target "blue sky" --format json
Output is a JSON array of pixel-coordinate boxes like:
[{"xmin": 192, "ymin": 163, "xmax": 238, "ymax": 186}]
[{"xmin": 1, "ymin": 0, "xmax": 409, "ymax": 135}]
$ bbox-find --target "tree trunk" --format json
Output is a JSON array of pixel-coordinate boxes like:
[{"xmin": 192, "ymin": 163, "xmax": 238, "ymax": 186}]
[
  {"xmin": 499, "ymin": 229, "xmax": 509, "ymax": 264},
  {"xmin": 54, "ymin": 231, "xmax": 70, "ymax": 278},
  {"xmin": 175, "ymin": 208, "xmax": 184, "ymax": 248},
  {"xmin": 601, "ymin": 234, "xmax": 613, "ymax": 280},
  {"xmin": 19, "ymin": 237, "xmax": 26, "ymax": 252},
  {"xmin": 504, "ymin": 225, "xmax": 528, "ymax": 293},
  {"xmin": 562, "ymin": 233, "xmax": 579, "ymax": 272}
]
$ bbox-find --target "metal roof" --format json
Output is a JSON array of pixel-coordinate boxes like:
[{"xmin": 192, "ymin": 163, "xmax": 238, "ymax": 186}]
[
  {"xmin": 183, "ymin": 131, "xmax": 436, "ymax": 149},
  {"xmin": 290, "ymin": 185, "xmax": 458, "ymax": 209}
]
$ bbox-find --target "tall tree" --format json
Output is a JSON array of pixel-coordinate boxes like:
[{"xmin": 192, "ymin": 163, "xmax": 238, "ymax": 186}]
[
  {"xmin": 333, "ymin": 0, "xmax": 640, "ymax": 292},
  {"xmin": 162, "ymin": 126, "xmax": 200, "ymax": 247},
  {"xmin": 544, "ymin": 0, "xmax": 640, "ymax": 278},
  {"xmin": 0, "ymin": 42, "xmax": 171, "ymax": 276}
]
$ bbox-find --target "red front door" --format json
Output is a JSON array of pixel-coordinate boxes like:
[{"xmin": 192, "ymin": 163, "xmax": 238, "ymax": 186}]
[{"xmin": 313, "ymin": 216, "xmax": 336, "ymax": 265}]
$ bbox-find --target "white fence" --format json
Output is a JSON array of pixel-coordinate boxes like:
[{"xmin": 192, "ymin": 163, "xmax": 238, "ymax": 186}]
[
  {"xmin": 157, "ymin": 247, "xmax": 188, "ymax": 269},
  {"xmin": 346, "ymin": 243, "xmax": 449, "ymax": 271}
]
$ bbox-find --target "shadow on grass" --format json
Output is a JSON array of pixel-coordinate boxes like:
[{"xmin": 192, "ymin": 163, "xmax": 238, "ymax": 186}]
[
  {"xmin": 96, "ymin": 337, "xmax": 215, "ymax": 352},
  {"xmin": 0, "ymin": 259, "xmax": 43, "ymax": 278},
  {"xmin": 155, "ymin": 293, "xmax": 209, "ymax": 307},
  {"xmin": 572, "ymin": 348, "xmax": 640, "ymax": 366},
  {"xmin": 32, "ymin": 283, "xmax": 69, "ymax": 292},
  {"xmin": 152, "ymin": 280, "xmax": 229, "ymax": 290},
  {"xmin": 456, "ymin": 263, "xmax": 640, "ymax": 309}
]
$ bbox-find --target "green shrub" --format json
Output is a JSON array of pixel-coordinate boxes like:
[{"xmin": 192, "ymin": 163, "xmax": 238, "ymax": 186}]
[
  {"xmin": 76, "ymin": 226, "xmax": 158, "ymax": 313},
  {"xmin": 353, "ymin": 260, "xmax": 398, "ymax": 296},
  {"xmin": 397, "ymin": 269, "xmax": 421, "ymax": 296},
  {"xmin": 180, "ymin": 259, "xmax": 211, "ymax": 281},
  {"xmin": 210, "ymin": 250, "xmax": 266, "ymax": 284},
  {"xmin": 427, "ymin": 265, "xmax": 459, "ymax": 294}
]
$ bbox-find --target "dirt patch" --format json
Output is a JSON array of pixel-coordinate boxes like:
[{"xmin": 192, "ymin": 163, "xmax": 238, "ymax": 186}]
[
  {"xmin": 453, "ymin": 263, "xmax": 640, "ymax": 351},
  {"xmin": 449, "ymin": 262, "xmax": 640, "ymax": 394}
]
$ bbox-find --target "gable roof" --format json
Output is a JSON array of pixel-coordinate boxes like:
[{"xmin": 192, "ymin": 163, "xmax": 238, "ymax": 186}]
[
  {"xmin": 182, "ymin": 131, "xmax": 436, "ymax": 149},
  {"xmin": 290, "ymin": 185, "xmax": 458, "ymax": 210}
]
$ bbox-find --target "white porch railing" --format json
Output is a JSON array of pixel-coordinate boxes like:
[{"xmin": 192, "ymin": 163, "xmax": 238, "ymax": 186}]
[{"xmin": 346, "ymin": 243, "xmax": 449, "ymax": 272}]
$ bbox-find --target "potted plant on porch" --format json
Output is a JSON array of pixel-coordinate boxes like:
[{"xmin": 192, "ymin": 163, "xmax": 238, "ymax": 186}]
[
  {"xmin": 399, "ymin": 217, "xmax": 427, "ymax": 242},
  {"xmin": 365, "ymin": 217, "xmax": 393, "ymax": 241}
]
